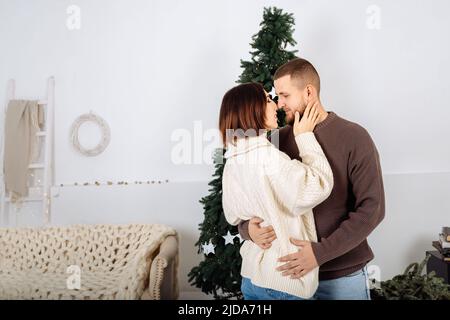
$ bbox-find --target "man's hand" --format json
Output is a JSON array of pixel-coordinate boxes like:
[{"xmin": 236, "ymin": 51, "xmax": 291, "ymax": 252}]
[
  {"xmin": 248, "ymin": 217, "xmax": 277, "ymax": 250},
  {"xmin": 276, "ymin": 238, "xmax": 318, "ymax": 279}
]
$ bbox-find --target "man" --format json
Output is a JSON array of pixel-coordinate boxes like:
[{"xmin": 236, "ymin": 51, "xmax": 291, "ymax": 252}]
[{"xmin": 238, "ymin": 58, "xmax": 385, "ymax": 300}]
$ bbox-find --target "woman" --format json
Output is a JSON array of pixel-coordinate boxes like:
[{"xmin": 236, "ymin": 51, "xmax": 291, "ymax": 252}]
[{"xmin": 220, "ymin": 82, "xmax": 333, "ymax": 300}]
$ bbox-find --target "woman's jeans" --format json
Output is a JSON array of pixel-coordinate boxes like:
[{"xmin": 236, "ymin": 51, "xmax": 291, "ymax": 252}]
[
  {"xmin": 241, "ymin": 277, "xmax": 308, "ymax": 300},
  {"xmin": 241, "ymin": 266, "xmax": 371, "ymax": 300}
]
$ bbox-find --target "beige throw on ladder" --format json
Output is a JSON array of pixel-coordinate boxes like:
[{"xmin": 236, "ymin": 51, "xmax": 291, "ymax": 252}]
[{"xmin": 4, "ymin": 100, "xmax": 44, "ymax": 202}]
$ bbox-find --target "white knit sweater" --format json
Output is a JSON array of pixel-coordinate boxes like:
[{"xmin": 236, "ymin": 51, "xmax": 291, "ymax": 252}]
[{"xmin": 222, "ymin": 132, "xmax": 334, "ymax": 299}]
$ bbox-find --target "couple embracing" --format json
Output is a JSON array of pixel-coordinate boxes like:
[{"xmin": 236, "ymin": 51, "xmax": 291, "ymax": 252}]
[{"xmin": 219, "ymin": 58, "xmax": 385, "ymax": 300}]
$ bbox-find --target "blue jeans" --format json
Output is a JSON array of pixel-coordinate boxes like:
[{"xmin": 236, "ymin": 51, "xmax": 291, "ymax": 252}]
[
  {"xmin": 241, "ymin": 266, "xmax": 371, "ymax": 300},
  {"xmin": 241, "ymin": 277, "xmax": 308, "ymax": 300},
  {"xmin": 313, "ymin": 266, "xmax": 371, "ymax": 300}
]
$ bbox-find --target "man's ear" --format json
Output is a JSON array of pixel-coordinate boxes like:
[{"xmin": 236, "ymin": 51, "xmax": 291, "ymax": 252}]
[
  {"xmin": 305, "ymin": 85, "xmax": 318, "ymax": 101},
  {"xmin": 303, "ymin": 85, "xmax": 312, "ymax": 102}
]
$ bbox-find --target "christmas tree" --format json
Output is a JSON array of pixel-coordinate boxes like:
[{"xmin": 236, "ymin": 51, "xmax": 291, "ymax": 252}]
[
  {"xmin": 188, "ymin": 6, "xmax": 298, "ymax": 300},
  {"xmin": 238, "ymin": 6, "xmax": 298, "ymax": 127}
]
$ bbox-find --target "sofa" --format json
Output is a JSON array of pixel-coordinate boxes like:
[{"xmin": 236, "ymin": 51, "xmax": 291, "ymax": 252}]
[{"xmin": 0, "ymin": 223, "xmax": 179, "ymax": 299}]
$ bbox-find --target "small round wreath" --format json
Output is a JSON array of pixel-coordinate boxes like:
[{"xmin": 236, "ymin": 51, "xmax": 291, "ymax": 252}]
[{"xmin": 70, "ymin": 112, "xmax": 110, "ymax": 157}]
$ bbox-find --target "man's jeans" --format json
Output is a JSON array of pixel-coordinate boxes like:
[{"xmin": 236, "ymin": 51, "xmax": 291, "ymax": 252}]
[
  {"xmin": 313, "ymin": 266, "xmax": 371, "ymax": 300},
  {"xmin": 241, "ymin": 266, "xmax": 371, "ymax": 300}
]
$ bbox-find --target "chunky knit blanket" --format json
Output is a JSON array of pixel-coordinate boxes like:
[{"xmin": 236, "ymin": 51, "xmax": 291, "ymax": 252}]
[{"xmin": 0, "ymin": 224, "xmax": 178, "ymax": 299}]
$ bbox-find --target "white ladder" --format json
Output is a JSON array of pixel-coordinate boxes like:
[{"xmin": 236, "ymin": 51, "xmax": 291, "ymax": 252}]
[{"xmin": 0, "ymin": 76, "xmax": 55, "ymax": 227}]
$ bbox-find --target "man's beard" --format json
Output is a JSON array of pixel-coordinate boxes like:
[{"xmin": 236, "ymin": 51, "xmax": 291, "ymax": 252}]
[
  {"xmin": 285, "ymin": 104, "xmax": 306, "ymax": 126},
  {"xmin": 285, "ymin": 113, "xmax": 295, "ymax": 126}
]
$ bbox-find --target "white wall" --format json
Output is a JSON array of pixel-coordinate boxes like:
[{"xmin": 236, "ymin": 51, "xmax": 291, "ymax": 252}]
[
  {"xmin": 369, "ymin": 172, "xmax": 450, "ymax": 281},
  {"xmin": 0, "ymin": 0, "xmax": 449, "ymax": 298}
]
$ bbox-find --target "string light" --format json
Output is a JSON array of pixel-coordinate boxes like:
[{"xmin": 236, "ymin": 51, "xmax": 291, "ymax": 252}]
[{"xmin": 57, "ymin": 179, "xmax": 170, "ymax": 187}]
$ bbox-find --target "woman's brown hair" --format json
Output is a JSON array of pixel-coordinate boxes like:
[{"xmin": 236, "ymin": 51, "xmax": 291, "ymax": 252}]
[{"xmin": 219, "ymin": 82, "xmax": 267, "ymax": 145}]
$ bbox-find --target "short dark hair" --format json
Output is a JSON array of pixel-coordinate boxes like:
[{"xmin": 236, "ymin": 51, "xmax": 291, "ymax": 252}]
[
  {"xmin": 219, "ymin": 82, "xmax": 267, "ymax": 145},
  {"xmin": 274, "ymin": 58, "xmax": 321, "ymax": 94}
]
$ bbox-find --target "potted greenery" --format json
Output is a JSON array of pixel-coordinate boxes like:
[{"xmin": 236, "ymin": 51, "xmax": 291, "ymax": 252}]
[{"xmin": 371, "ymin": 254, "xmax": 450, "ymax": 300}]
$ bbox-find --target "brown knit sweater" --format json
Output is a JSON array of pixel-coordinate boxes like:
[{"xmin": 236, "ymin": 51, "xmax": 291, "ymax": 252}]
[{"xmin": 237, "ymin": 111, "xmax": 385, "ymax": 280}]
